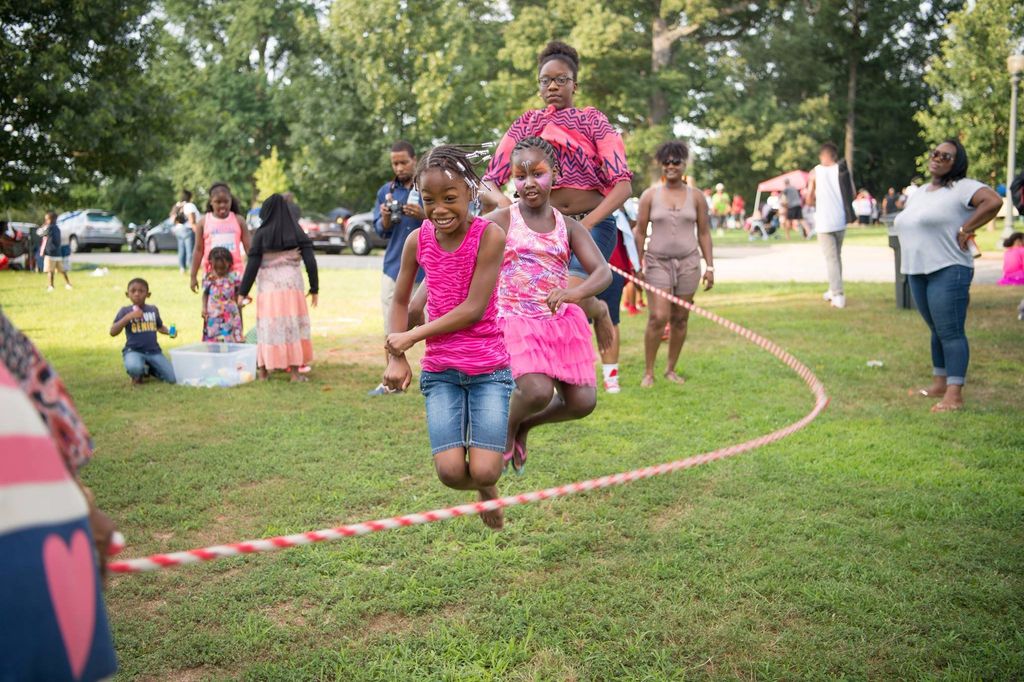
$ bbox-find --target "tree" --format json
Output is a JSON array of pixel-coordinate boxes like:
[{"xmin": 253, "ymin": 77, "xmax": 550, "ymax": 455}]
[
  {"xmin": 254, "ymin": 146, "xmax": 290, "ymax": 201},
  {"xmin": 0, "ymin": 0, "xmax": 171, "ymax": 206},
  {"xmin": 159, "ymin": 0, "xmax": 318, "ymax": 205},
  {"xmin": 917, "ymin": 0, "xmax": 1024, "ymax": 186}
]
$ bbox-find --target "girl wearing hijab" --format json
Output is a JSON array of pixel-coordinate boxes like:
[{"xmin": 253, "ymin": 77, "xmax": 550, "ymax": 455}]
[{"xmin": 238, "ymin": 194, "xmax": 320, "ymax": 381}]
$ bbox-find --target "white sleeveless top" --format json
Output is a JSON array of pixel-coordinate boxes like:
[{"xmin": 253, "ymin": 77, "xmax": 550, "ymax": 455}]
[{"xmin": 813, "ymin": 164, "xmax": 846, "ymax": 233}]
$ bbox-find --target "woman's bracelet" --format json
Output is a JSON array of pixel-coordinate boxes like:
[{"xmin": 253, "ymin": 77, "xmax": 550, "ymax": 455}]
[{"xmin": 705, "ymin": 264, "xmax": 715, "ymax": 272}]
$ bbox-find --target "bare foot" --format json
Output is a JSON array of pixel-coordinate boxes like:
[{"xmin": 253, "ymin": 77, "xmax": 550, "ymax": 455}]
[
  {"xmin": 664, "ymin": 371, "xmax": 686, "ymax": 385},
  {"xmin": 641, "ymin": 374, "xmax": 655, "ymax": 388},
  {"xmin": 478, "ymin": 486, "xmax": 504, "ymax": 530},
  {"xmin": 593, "ymin": 301, "xmax": 615, "ymax": 354},
  {"xmin": 908, "ymin": 379, "xmax": 946, "ymax": 398},
  {"xmin": 257, "ymin": 367, "xmax": 269, "ymax": 381},
  {"xmin": 931, "ymin": 386, "xmax": 963, "ymax": 412}
]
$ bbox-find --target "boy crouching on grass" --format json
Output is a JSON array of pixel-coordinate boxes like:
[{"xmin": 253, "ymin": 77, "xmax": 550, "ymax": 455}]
[{"xmin": 110, "ymin": 277, "xmax": 177, "ymax": 385}]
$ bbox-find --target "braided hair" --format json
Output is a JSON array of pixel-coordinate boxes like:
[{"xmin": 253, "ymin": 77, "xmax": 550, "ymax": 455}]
[
  {"xmin": 414, "ymin": 145, "xmax": 484, "ymax": 197},
  {"xmin": 511, "ymin": 136, "xmax": 561, "ymax": 176}
]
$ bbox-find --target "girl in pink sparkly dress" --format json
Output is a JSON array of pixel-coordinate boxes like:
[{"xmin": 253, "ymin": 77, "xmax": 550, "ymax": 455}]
[{"xmin": 486, "ymin": 137, "xmax": 612, "ymax": 473}]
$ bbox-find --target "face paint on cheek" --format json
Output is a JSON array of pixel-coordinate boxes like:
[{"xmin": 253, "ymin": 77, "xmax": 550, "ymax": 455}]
[{"xmin": 513, "ymin": 176, "xmax": 528, "ymax": 193}]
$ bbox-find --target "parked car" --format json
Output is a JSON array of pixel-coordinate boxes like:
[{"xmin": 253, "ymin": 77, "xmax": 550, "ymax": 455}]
[
  {"xmin": 344, "ymin": 211, "xmax": 389, "ymax": 256},
  {"xmin": 128, "ymin": 219, "xmax": 179, "ymax": 253},
  {"xmin": 1, "ymin": 221, "xmax": 38, "ymax": 270},
  {"xmin": 299, "ymin": 212, "xmax": 347, "ymax": 254},
  {"xmin": 56, "ymin": 209, "xmax": 125, "ymax": 252}
]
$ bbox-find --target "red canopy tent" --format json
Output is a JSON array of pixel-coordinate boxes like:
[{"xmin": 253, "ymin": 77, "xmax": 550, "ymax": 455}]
[
  {"xmin": 753, "ymin": 170, "xmax": 810, "ymax": 214},
  {"xmin": 757, "ymin": 170, "xmax": 809, "ymax": 193}
]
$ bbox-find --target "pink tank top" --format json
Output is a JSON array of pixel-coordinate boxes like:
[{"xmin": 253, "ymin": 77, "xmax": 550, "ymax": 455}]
[
  {"xmin": 418, "ymin": 216, "xmax": 508, "ymax": 375},
  {"xmin": 498, "ymin": 203, "xmax": 571, "ymax": 319},
  {"xmin": 202, "ymin": 212, "xmax": 244, "ymax": 274}
]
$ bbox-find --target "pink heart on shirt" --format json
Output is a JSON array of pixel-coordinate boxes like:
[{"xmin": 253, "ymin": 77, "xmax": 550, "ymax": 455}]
[{"xmin": 43, "ymin": 530, "xmax": 96, "ymax": 680}]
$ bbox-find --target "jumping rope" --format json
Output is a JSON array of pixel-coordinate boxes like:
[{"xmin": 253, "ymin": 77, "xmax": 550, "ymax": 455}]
[{"xmin": 108, "ymin": 266, "xmax": 828, "ymax": 574}]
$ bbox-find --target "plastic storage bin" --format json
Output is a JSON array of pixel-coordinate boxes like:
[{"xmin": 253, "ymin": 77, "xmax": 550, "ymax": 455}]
[{"xmin": 170, "ymin": 343, "xmax": 257, "ymax": 388}]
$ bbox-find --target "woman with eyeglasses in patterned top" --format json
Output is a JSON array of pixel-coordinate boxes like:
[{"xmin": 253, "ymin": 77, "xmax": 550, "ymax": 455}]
[{"xmin": 481, "ymin": 41, "xmax": 633, "ymax": 357}]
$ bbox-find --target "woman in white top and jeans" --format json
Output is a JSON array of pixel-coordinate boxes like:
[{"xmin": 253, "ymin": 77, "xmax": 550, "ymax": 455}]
[{"xmin": 894, "ymin": 139, "xmax": 1000, "ymax": 412}]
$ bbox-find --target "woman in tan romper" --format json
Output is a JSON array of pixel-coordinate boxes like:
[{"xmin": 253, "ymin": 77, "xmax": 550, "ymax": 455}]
[{"xmin": 634, "ymin": 140, "xmax": 715, "ymax": 387}]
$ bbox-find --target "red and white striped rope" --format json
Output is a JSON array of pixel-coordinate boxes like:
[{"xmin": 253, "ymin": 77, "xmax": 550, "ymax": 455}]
[{"xmin": 109, "ymin": 266, "xmax": 827, "ymax": 574}]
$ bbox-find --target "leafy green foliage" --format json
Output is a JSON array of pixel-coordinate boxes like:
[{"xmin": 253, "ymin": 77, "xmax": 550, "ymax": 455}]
[
  {"xmin": 0, "ymin": 0, "xmax": 171, "ymax": 206},
  {"xmin": 1, "ymin": 0, "xmax": 1011, "ymax": 221},
  {"xmin": 916, "ymin": 0, "xmax": 1024, "ymax": 186},
  {"xmin": 254, "ymin": 146, "xmax": 290, "ymax": 201}
]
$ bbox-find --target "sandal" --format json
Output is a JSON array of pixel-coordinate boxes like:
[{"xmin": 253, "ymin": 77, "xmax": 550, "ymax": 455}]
[{"xmin": 512, "ymin": 442, "xmax": 527, "ymax": 476}]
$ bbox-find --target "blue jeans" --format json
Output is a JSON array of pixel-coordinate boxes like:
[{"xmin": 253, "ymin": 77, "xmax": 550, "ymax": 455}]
[
  {"xmin": 568, "ymin": 214, "xmax": 617, "ymax": 279},
  {"xmin": 597, "ymin": 270, "xmax": 625, "ymax": 326},
  {"xmin": 123, "ymin": 351, "xmax": 176, "ymax": 383},
  {"xmin": 176, "ymin": 230, "xmax": 195, "ymax": 271},
  {"xmin": 908, "ymin": 264, "xmax": 973, "ymax": 385},
  {"xmin": 419, "ymin": 368, "xmax": 514, "ymax": 455}
]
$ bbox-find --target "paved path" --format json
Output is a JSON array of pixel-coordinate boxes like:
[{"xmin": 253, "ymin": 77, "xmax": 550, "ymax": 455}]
[{"xmin": 75, "ymin": 244, "xmax": 1004, "ymax": 285}]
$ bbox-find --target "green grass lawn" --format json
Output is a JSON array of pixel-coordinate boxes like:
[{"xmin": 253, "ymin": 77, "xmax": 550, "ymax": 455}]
[{"xmin": 2, "ymin": 266, "xmax": 1023, "ymax": 681}]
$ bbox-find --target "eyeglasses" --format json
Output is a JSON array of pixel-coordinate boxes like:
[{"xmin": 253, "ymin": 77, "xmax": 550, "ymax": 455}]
[
  {"xmin": 930, "ymin": 149, "xmax": 954, "ymax": 162},
  {"xmin": 662, "ymin": 158, "xmax": 684, "ymax": 166},
  {"xmin": 538, "ymin": 75, "xmax": 574, "ymax": 88}
]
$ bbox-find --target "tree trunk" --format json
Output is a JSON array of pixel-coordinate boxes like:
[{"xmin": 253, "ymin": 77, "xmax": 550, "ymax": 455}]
[
  {"xmin": 844, "ymin": 0, "xmax": 862, "ymax": 173},
  {"xmin": 650, "ymin": 15, "xmax": 673, "ymax": 126},
  {"xmin": 845, "ymin": 56, "xmax": 857, "ymax": 173}
]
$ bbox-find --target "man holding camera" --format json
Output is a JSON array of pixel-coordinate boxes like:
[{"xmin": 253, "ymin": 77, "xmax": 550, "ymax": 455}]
[{"xmin": 368, "ymin": 140, "xmax": 425, "ymax": 396}]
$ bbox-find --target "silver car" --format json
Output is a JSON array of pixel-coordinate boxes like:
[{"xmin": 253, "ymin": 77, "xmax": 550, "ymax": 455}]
[{"xmin": 56, "ymin": 209, "xmax": 125, "ymax": 252}]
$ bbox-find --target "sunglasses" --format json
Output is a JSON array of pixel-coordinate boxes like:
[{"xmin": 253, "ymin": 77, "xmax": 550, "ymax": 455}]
[
  {"xmin": 662, "ymin": 158, "xmax": 684, "ymax": 166},
  {"xmin": 930, "ymin": 149, "xmax": 954, "ymax": 162},
  {"xmin": 538, "ymin": 75, "xmax": 574, "ymax": 88}
]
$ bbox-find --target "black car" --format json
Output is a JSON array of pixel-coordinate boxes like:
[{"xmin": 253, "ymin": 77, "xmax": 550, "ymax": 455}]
[{"xmin": 344, "ymin": 211, "xmax": 389, "ymax": 256}]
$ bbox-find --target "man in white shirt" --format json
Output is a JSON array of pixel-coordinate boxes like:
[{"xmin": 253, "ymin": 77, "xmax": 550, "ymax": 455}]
[
  {"xmin": 805, "ymin": 143, "xmax": 853, "ymax": 308},
  {"xmin": 170, "ymin": 190, "xmax": 201, "ymax": 274}
]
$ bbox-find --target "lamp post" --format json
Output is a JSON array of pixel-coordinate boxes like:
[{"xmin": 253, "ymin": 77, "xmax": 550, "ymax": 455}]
[{"xmin": 1004, "ymin": 54, "xmax": 1024, "ymax": 238}]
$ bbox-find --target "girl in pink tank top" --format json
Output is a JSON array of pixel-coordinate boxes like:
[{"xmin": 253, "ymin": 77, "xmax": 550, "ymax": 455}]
[
  {"xmin": 486, "ymin": 137, "xmax": 612, "ymax": 474},
  {"xmin": 381, "ymin": 146, "xmax": 512, "ymax": 531},
  {"xmin": 189, "ymin": 182, "xmax": 251, "ymax": 294}
]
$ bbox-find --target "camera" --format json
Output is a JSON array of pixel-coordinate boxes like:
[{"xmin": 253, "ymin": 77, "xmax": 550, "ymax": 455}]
[{"xmin": 385, "ymin": 199, "xmax": 404, "ymax": 217}]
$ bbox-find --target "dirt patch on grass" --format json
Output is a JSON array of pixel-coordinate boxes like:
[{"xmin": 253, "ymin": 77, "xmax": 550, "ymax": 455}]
[
  {"xmin": 510, "ymin": 648, "xmax": 581, "ymax": 681},
  {"xmin": 145, "ymin": 666, "xmax": 222, "ymax": 682},
  {"xmin": 649, "ymin": 478, "xmax": 717, "ymax": 533},
  {"xmin": 362, "ymin": 604, "xmax": 464, "ymax": 638},
  {"xmin": 263, "ymin": 598, "xmax": 320, "ymax": 628}
]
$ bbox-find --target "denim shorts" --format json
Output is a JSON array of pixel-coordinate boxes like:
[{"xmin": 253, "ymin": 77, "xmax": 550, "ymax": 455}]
[
  {"xmin": 568, "ymin": 214, "xmax": 617, "ymax": 279},
  {"xmin": 419, "ymin": 367, "xmax": 514, "ymax": 455}
]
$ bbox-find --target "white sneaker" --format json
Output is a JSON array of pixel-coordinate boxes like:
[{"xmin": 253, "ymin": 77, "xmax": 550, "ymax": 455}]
[
  {"xmin": 831, "ymin": 294, "xmax": 846, "ymax": 309},
  {"xmin": 823, "ymin": 290, "xmax": 833, "ymax": 302},
  {"xmin": 46, "ymin": 286, "xmax": 54, "ymax": 292},
  {"xmin": 603, "ymin": 369, "xmax": 621, "ymax": 394},
  {"xmin": 65, "ymin": 284, "xmax": 73, "ymax": 290}
]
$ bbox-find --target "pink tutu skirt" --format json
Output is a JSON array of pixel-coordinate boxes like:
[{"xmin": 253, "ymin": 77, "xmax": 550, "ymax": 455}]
[{"xmin": 500, "ymin": 305, "xmax": 596, "ymax": 386}]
